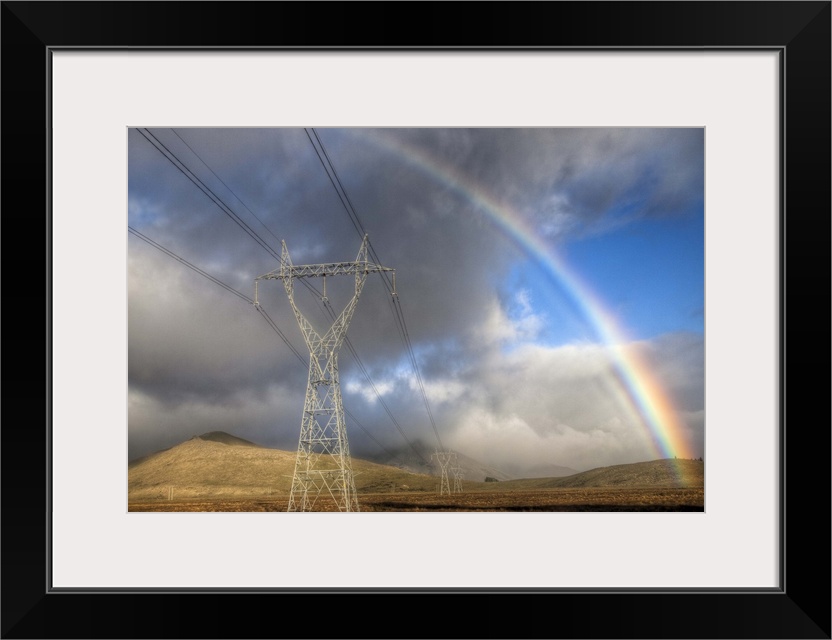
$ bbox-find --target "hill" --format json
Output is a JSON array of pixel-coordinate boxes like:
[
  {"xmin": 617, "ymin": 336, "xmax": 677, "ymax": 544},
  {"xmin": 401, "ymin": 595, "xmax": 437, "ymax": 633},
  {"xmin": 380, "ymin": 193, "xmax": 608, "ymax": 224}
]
[
  {"xmin": 129, "ymin": 432, "xmax": 703, "ymax": 502},
  {"xmin": 522, "ymin": 462, "xmax": 580, "ymax": 478},
  {"xmin": 127, "ymin": 431, "xmax": 257, "ymax": 469},
  {"xmin": 366, "ymin": 439, "xmax": 515, "ymax": 481},
  {"xmin": 196, "ymin": 431, "xmax": 259, "ymax": 447},
  {"xmin": 492, "ymin": 458, "xmax": 704, "ymax": 490},
  {"xmin": 128, "ymin": 431, "xmax": 442, "ymax": 501}
]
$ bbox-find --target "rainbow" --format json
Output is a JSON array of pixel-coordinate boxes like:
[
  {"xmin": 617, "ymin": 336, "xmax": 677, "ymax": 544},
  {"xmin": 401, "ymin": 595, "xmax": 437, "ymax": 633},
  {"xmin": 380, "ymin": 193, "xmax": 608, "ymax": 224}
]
[{"xmin": 352, "ymin": 129, "xmax": 697, "ymax": 465}]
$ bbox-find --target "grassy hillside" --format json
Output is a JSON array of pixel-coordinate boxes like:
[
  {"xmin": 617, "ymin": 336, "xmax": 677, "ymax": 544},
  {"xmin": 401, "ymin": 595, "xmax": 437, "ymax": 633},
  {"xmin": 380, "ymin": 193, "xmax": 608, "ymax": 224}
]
[
  {"xmin": 487, "ymin": 458, "xmax": 703, "ymax": 490},
  {"xmin": 129, "ymin": 432, "xmax": 703, "ymax": 502},
  {"xmin": 128, "ymin": 432, "xmax": 443, "ymax": 501}
]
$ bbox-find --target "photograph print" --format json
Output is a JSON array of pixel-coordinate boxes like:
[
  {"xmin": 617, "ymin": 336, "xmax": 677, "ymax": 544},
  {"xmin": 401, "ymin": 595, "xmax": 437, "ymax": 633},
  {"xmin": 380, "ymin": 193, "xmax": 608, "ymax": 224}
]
[{"xmin": 127, "ymin": 127, "xmax": 705, "ymax": 513}]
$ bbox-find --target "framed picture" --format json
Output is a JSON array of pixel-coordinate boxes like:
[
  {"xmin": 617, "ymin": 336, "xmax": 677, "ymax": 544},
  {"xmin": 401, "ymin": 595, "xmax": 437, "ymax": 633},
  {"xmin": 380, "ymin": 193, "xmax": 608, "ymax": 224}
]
[{"xmin": 4, "ymin": 2, "xmax": 829, "ymax": 638}]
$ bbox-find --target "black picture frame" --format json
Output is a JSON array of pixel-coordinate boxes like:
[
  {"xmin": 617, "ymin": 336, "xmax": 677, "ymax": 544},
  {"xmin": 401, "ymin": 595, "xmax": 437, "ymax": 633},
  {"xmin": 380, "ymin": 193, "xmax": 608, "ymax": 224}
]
[{"xmin": 2, "ymin": 2, "xmax": 829, "ymax": 638}]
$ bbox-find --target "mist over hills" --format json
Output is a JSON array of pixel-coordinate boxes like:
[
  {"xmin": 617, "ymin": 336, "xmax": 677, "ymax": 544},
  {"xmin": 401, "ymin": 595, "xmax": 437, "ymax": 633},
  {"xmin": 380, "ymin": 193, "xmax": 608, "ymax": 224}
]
[
  {"xmin": 364, "ymin": 438, "xmax": 520, "ymax": 481},
  {"xmin": 509, "ymin": 461, "xmax": 581, "ymax": 479}
]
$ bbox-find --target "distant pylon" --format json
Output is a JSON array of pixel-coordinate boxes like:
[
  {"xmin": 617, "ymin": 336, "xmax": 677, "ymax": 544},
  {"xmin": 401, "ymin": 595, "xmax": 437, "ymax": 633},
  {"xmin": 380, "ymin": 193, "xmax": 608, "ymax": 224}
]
[
  {"xmin": 431, "ymin": 450, "xmax": 455, "ymax": 496},
  {"xmin": 255, "ymin": 235, "xmax": 393, "ymax": 512},
  {"xmin": 452, "ymin": 460, "xmax": 463, "ymax": 493}
]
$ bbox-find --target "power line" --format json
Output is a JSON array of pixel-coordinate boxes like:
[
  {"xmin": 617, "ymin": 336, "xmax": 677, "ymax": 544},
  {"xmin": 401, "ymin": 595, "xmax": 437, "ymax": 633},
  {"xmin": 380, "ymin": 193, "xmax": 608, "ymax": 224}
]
[
  {"xmin": 170, "ymin": 128, "xmax": 284, "ymax": 248},
  {"xmin": 128, "ymin": 226, "xmax": 398, "ymax": 459},
  {"xmin": 128, "ymin": 226, "xmax": 251, "ymax": 305},
  {"xmin": 136, "ymin": 128, "xmax": 330, "ymax": 310},
  {"xmin": 128, "ymin": 225, "xmax": 304, "ymax": 363},
  {"xmin": 304, "ymin": 128, "xmax": 410, "ymax": 350},
  {"xmin": 305, "ymin": 128, "xmax": 396, "ymax": 290},
  {"xmin": 136, "ymin": 128, "xmax": 283, "ymax": 263},
  {"xmin": 304, "ymin": 128, "xmax": 364, "ymax": 239},
  {"xmin": 135, "ymin": 128, "xmax": 425, "ymax": 462},
  {"xmin": 340, "ymin": 325, "xmax": 429, "ymax": 464},
  {"xmin": 306, "ymin": 128, "xmax": 445, "ymax": 450}
]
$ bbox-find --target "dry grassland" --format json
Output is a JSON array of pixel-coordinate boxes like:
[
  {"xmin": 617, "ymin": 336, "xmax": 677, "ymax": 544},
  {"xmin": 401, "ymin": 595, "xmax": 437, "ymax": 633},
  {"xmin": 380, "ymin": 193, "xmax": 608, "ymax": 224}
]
[
  {"xmin": 129, "ymin": 486, "xmax": 704, "ymax": 512},
  {"xmin": 129, "ymin": 436, "xmax": 704, "ymax": 512}
]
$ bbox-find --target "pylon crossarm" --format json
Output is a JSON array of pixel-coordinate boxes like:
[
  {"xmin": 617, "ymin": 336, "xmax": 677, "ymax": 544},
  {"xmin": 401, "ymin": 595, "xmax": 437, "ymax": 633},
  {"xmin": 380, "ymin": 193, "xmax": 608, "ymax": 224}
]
[
  {"xmin": 258, "ymin": 261, "xmax": 393, "ymax": 280},
  {"xmin": 257, "ymin": 234, "xmax": 392, "ymax": 282},
  {"xmin": 274, "ymin": 267, "xmax": 370, "ymax": 354}
]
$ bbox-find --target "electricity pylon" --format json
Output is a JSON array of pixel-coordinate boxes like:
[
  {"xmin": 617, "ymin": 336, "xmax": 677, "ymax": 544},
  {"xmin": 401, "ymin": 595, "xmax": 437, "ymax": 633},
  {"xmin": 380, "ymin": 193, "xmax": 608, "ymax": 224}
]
[
  {"xmin": 255, "ymin": 235, "xmax": 393, "ymax": 512},
  {"xmin": 432, "ymin": 450, "xmax": 454, "ymax": 496},
  {"xmin": 452, "ymin": 460, "xmax": 463, "ymax": 493}
]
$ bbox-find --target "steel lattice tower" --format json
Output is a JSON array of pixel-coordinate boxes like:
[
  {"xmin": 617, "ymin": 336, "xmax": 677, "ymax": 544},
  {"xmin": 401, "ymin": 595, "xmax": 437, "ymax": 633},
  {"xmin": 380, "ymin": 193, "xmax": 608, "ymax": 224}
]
[
  {"xmin": 432, "ymin": 450, "xmax": 454, "ymax": 496},
  {"xmin": 255, "ymin": 236, "xmax": 393, "ymax": 512},
  {"xmin": 452, "ymin": 460, "xmax": 463, "ymax": 493}
]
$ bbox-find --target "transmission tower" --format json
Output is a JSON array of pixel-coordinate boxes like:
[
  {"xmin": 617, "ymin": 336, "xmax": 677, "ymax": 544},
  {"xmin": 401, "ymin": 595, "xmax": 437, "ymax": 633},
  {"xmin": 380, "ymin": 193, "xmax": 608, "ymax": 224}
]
[
  {"xmin": 452, "ymin": 459, "xmax": 463, "ymax": 493},
  {"xmin": 432, "ymin": 450, "xmax": 455, "ymax": 496},
  {"xmin": 255, "ymin": 235, "xmax": 393, "ymax": 512}
]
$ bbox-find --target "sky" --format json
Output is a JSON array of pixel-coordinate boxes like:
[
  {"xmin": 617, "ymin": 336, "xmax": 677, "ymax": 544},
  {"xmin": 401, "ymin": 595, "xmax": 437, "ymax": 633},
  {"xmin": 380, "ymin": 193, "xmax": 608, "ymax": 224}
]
[{"xmin": 128, "ymin": 127, "xmax": 704, "ymax": 475}]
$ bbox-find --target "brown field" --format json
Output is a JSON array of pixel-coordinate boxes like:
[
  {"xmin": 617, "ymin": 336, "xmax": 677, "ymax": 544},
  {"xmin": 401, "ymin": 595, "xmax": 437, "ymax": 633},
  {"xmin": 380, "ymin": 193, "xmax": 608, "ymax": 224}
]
[
  {"xmin": 129, "ymin": 486, "xmax": 704, "ymax": 512},
  {"xmin": 129, "ymin": 435, "xmax": 704, "ymax": 512}
]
